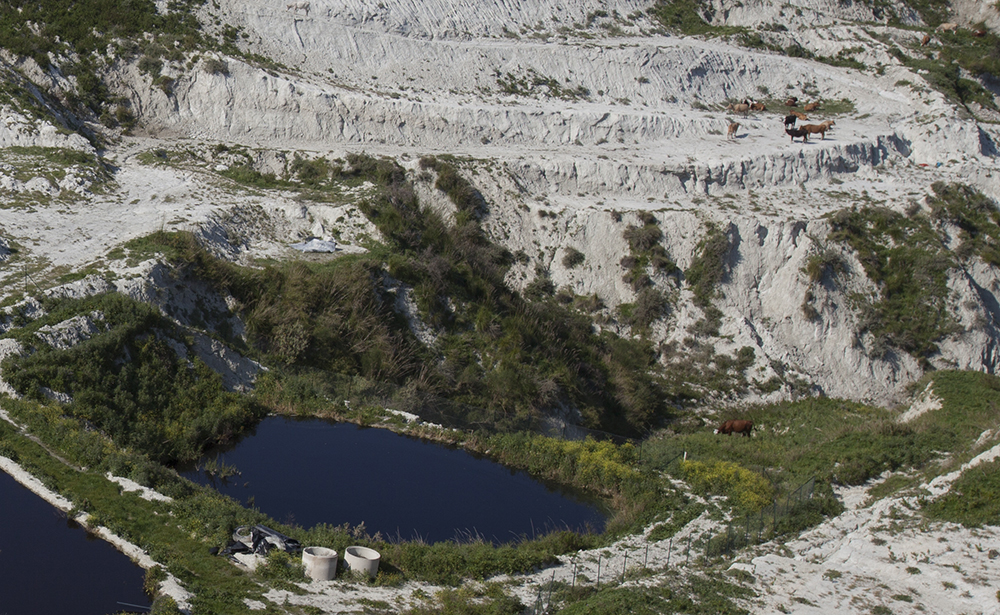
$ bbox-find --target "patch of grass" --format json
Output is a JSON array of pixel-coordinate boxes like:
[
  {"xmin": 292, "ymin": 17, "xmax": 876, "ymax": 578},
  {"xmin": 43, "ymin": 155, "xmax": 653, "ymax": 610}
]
[
  {"xmin": 647, "ymin": 0, "xmax": 745, "ymax": 37},
  {"xmin": 402, "ymin": 584, "xmax": 523, "ymax": 615},
  {"xmin": 924, "ymin": 457, "xmax": 1000, "ymax": 527},
  {"xmin": 556, "ymin": 572, "xmax": 751, "ymax": 614},
  {"xmin": 803, "ymin": 248, "xmax": 848, "ymax": 284},
  {"xmin": 495, "ymin": 68, "xmax": 590, "ymax": 100},
  {"xmin": 927, "ymin": 182, "xmax": 1000, "ymax": 266},
  {"xmin": 888, "ymin": 37, "xmax": 999, "ymax": 113},
  {"xmin": 0, "ymin": 146, "xmax": 111, "ymax": 193}
]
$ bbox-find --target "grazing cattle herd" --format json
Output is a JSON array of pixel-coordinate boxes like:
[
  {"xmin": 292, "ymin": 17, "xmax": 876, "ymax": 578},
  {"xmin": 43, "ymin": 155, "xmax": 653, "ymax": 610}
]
[
  {"xmin": 717, "ymin": 23, "xmax": 977, "ymax": 145},
  {"xmin": 724, "ymin": 95, "xmax": 835, "ymax": 144}
]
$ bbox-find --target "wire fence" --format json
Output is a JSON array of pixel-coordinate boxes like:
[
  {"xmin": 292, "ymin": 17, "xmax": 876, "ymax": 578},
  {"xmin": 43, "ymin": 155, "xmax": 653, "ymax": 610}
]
[
  {"xmin": 523, "ymin": 468, "xmax": 817, "ymax": 614},
  {"xmin": 703, "ymin": 475, "xmax": 816, "ymax": 558}
]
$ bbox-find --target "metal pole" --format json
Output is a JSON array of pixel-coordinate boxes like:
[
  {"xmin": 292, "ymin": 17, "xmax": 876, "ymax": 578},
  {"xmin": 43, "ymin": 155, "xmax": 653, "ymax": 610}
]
[
  {"xmin": 597, "ymin": 554, "xmax": 601, "ymax": 588},
  {"xmin": 622, "ymin": 551, "xmax": 628, "ymax": 582},
  {"xmin": 667, "ymin": 538, "xmax": 671, "ymax": 568},
  {"xmin": 644, "ymin": 544, "xmax": 649, "ymax": 568}
]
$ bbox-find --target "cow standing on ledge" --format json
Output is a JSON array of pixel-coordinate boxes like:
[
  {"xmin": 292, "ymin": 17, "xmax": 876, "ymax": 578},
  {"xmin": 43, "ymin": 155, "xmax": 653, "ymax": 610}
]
[{"xmin": 717, "ymin": 420, "xmax": 754, "ymax": 437}]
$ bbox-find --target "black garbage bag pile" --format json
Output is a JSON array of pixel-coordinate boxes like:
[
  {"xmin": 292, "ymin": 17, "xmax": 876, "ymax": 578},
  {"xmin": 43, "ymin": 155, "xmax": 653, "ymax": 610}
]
[{"xmin": 218, "ymin": 524, "xmax": 302, "ymax": 556}]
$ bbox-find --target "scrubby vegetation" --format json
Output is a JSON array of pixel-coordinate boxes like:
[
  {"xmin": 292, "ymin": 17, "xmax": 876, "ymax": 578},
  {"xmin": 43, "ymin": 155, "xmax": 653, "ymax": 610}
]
[
  {"xmin": 121, "ymin": 154, "xmax": 671, "ymax": 436},
  {"xmin": 648, "ymin": 0, "xmax": 745, "ymax": 37},
  {"xmin": 1, "ymin": 293, "xmax": 264, "ymax": 464},
  {"xmin": 684, "ymin": 223, "xmax": 731, "ymax": 337},
  {"xmin": 828, "ymin": 206, "xmax": 953, "ymax": 361},
  {"xmin": 0, "ymin": 0, "xmax": 206, "ymax": 121},
  {"xmin": 821, "ymin": 183, "xmax": 1000, "ymax": 363},
  {"xmin": 617, "ymin": 212, "xmax": 677, "ymax": 334}
]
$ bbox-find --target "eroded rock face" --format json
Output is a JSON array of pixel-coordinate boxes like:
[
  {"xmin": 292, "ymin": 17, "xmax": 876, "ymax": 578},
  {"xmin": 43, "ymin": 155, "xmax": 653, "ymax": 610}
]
[{"xmin": 4, "ymin": 0, "xmax": 1000, "ymax": 410}]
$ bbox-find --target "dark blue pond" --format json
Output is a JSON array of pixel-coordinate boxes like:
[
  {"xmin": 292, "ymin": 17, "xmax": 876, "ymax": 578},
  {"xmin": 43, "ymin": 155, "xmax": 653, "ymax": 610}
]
[
  {"xmin": 0, "ymin": 469, "xmax": 150, "ymax": 615},
  {"xmin": 181, "ymin": 416, "xmax": 605, "ymax": 544}
]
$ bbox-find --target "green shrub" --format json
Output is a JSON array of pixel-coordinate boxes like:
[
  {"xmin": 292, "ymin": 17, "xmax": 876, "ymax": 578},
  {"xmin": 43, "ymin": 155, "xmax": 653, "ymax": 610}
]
[
  {"xmin": 202, "ymin": 58, "xmax": 229, "ymax": 75},
  {"xmin": 125, "ymin": 147, "xmax": 671, "ymax": 436},
  {"xmin": 803, "ymin": 248, "xmax": 847, "ymax": 283},
  {"xmin": 619, "ymin": 288, "xmax": 669, "ymax": 332},
  {"xmin": 647, "ymin": 0, "xmax": 744, "ymax": 37},
  {"xmin": 402, "ymin": 584, "xmax": 524, "ymax": 615},
  {"xmin": 685, "ymin": 224, "xmax": 731, "ymax": 310},
  {"xmin": 562, "ymin": 247, "xmax": 586, "ymax": 268}
]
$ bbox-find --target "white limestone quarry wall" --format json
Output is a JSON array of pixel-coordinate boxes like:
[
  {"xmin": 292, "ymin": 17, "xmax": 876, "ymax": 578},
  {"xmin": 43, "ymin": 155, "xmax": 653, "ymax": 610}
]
[
  {"xmin": 494, "ymin": 135, "xmax": 909, "ymax": 200},
  {"xmin": 472, "ymin": 163, "xmax": 1000, "ymax": 406},
  {"xmin": 113, "ymin": 27, "xmax": 916, "ymax": 151}
]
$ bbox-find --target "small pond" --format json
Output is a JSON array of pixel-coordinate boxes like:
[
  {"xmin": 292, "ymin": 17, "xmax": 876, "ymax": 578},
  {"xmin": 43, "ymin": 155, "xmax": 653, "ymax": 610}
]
[
  {"xmin": 181, "ymin": 416, "xmax": 606, "ymax": 544},
  {"xmin": 0, "ymin": 469, "xmax": 150, "ymax": 615}
]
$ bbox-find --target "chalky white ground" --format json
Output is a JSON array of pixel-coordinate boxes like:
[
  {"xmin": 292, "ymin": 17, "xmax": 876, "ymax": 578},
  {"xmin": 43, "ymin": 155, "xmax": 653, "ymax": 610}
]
[{"xmin": 2, "ymin": 0, "xmax": 1000, "ymax": 612}]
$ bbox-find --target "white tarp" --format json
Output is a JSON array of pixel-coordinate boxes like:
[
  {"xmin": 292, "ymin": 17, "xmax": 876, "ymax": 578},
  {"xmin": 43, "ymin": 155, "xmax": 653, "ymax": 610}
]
[{"xmin": 290, "ymin": 238, "xmax": 338, "ymax": 253}]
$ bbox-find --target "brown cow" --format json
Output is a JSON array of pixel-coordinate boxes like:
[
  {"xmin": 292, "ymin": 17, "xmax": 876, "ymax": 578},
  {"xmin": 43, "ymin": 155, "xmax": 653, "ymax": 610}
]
[
  {"xmin": 785, "ymin": 97, "xmax": 798, "ymax": 107},
  {"xmin": 790, "ymin": 111, "xmax": 808, "ymax": 121},
  {"xmin": 750, "ymin": 102, "xmax": 767, "ymax": 111},
  {"xmin": 717, "ymin": 420, "xmax": 754, "ymax": 437},
  {"xmin": 803, "ymin": 102, "xmax": 820, "ymax": 112},
  {"xmin": 800, "ymin": 122, "xmax": 832, "ymax": 139},
  {"xmin": 727, "ymin": 122, "xmax": 740, "ymax": 139},
  {"xmin": 726, "ymin": 102, "xmax": 750, "ymax": 117}
]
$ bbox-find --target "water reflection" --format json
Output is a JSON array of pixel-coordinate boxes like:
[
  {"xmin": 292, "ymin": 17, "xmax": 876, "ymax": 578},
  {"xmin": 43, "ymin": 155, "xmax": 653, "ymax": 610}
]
[
  {"xmin": 0, "ymin": 469, "xmax": 150, "ymax": 615},
  {"xmin": 182, "ymin": 416, "xmax": 605, "ymax": 544}
]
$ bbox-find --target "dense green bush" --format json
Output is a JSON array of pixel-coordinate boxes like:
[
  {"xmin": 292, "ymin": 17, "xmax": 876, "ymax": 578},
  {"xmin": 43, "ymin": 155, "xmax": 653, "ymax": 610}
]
[
  {"xmin": 1, "ymin": 293, "xmax": 264, "ymax": 464},
  {"xmin": 680, "ymin": 459, "xmax": 773, "ymax": 512}
]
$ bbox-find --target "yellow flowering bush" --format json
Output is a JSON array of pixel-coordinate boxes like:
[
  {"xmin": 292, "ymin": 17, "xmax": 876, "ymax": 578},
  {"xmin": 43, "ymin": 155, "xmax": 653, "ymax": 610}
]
[
  {"xmin": 486, "ymin": 433, "xmax": 639, "ymax": 495},
  {"xmin": 680, "ymin": 459, "xmax": 773, "ymax": 512}
]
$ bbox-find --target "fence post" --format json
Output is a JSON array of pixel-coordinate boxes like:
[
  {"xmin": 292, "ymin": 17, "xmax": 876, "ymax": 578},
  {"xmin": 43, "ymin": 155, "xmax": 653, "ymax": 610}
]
[
  {"xmin": 644, "ymin": 544, "xmax": 649, "ymax": 568},
  {"xmin": 686, "ymin": 533, "xmax": 692, "ymax": 565},
  {"xmin": 667, "ymin": 538, "xmax": 671, "ymax": 568},
  {"xmin": 622, "ymin": 551, "xmax": 628, "ymax": 583},
  {"xmin": 597, "ymin": 554, "xmax": 601, "ymax": 589}
]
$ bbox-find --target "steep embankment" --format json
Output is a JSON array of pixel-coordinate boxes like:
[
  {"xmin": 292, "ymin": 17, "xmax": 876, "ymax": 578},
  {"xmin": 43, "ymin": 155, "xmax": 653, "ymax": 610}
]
[{"xmin": 5, "ymin": 0, "xmax": 1000, "ymax": 406}]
